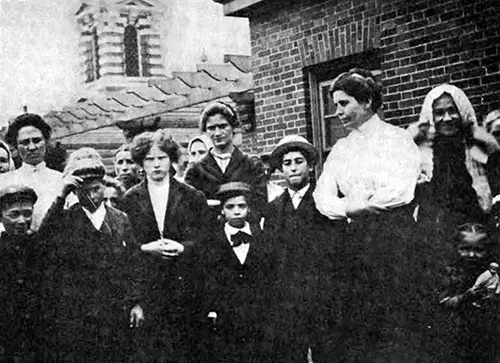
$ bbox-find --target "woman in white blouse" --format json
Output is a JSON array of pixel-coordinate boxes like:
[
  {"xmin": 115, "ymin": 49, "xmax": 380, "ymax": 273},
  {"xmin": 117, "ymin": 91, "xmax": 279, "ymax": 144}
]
[{"xmin": 312, "ymin": 69, "xmax": 440, "ymax": 362}]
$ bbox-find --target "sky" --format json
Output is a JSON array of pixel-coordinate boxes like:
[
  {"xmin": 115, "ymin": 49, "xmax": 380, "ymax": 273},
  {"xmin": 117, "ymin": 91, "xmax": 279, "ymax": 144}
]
[{"xmin": 0, "ymin": 0, "xmax": 250, "ymax": 126}]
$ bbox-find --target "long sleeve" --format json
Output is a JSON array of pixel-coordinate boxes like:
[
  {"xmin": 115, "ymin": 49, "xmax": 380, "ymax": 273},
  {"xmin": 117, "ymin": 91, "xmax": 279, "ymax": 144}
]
[
  {"xmin": 313, "ymin": 150, "xmax": 348, "ymax": 220},
  {"xmin": 365, "ymin": 132, "xmax": 421, "ymax": 209}
]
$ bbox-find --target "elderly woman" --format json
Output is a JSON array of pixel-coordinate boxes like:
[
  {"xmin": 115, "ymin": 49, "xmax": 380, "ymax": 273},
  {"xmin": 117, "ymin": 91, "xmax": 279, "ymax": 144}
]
[
  {"xmin": 484, "ymin": 110, "xmax": 500, "ymax": 211},
  {"xmin": 409, "ymin": 84, "xmax": 500, "ymax": 230},
  {"xmin": 0, "ymin": 140, "xmax": 15, "ymax": 174},
  {"xmin": 122, "ymin": 130, "xmax": 208, "ymax": 363},
  {"xmin": 313, "ymin": 69, "xmax": 429, "ymax": 361},
  {"xmin": 187, "ymin": 134, "xmax": 213, "ymax": 168}
]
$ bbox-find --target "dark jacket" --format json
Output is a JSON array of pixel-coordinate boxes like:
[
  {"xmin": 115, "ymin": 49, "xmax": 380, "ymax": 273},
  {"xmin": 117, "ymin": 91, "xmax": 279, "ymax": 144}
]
[
  {"xmin": 122, "ymin": 177, "xmax": 209, "ymax": 362},
  {"xmin": 0, "ymin": 232, "xmax": 46, "ymax": 362},
  {"xmin": 264, "ymin": 187, "xmax": 344, "ymax": 363},
  {"xmin": 199, "ymin": 224, "xmax": 276, "ymax": 362},
  {"xmin": 122, "ymin": 177, "xmax": 208, "ymax": 317},
  {"xmin": 43, "ymin": 201, "xmax": 137, "ymax": 362},
  {"xmin": 185, "ymin": 147, "xmax": 268, "ymax": 220}
]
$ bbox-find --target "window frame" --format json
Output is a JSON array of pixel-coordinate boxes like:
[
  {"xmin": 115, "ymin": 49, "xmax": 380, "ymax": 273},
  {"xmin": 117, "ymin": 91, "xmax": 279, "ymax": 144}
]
[{"xmin": 306, "ymin": 50, "xmax": 381, "ymax": 174}]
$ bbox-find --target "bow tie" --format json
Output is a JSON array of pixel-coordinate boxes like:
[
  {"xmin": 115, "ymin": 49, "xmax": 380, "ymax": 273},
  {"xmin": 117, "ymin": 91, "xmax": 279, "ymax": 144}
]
[{"xmin": 231, "ymin": 230, "xmax": 252, "ymax": 247}]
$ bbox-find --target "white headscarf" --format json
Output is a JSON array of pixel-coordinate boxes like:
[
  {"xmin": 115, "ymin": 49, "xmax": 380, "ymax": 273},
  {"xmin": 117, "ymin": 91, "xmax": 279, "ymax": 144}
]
[
  {"xmin": 0, "ymin": 140, "xmax": 15, "ymax": 172},
  {"xmin": 408, "ymin": 84, "xmax": 492, "ymax": 213}
]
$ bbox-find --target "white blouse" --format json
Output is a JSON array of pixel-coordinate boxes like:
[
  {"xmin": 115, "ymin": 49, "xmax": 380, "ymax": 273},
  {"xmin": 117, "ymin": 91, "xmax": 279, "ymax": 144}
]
[
  {"xmin": 147, "ymin": 177, "xmax": 170, "ymax": 236},
  {"xmin": 0, "ymin": 162, "xmax": 63, "ymax": 231},
  {"xmin": 313, "ymin": 114, "xmax": 421, "ymax": 220}
]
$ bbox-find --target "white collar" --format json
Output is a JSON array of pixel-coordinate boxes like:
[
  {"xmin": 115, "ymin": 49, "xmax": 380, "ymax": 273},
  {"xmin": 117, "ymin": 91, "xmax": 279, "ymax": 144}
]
[
  {"xmin": 225, "ymin": 221, "xmax": 252, "ymax": 238},
  {"xmin": 82, "ymin": 202, "xmax": 107, "ymax": 230},
  {"xmin": 211, "ymin": 146, "xmax": 234, "ymax": 160},
  {"xmin": 20, "ymin": 161, "xmax": 47, "ymax": 172},
  {"xmin": 287, "ymin": 183, "xmax": 310, "ymax": 199},
  {"xmin": 358, "ymin": 113, "xmax": 383, "ymax": 134}
]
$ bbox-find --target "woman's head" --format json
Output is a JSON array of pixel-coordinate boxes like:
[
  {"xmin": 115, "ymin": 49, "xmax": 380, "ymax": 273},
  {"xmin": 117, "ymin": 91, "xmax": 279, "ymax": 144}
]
[
  {"xmin": 0, "ymin": 141, "xmax": 14, "ymax": 174},
  {"xmin": 199, "ymin": 101, "xmax": 239, "ymax": 132},
  {"xmin": 188, "ymin": 134, "xmax": 213, "ymax": 165},
  {"xmin": 200, "ymin": 102, "xmax": 238, "ymax": 152},
  {"xmin": 330, "ymin": 68, "xmax": 382, "ymax": 113},
  {"xmin": 131, "ymin": 130, "xmax": 179, "ymax": 182},
  {"xmin": 485, "ymin": 110, "xmax": 500, "ymax": 144},
  {"xmin": 416, "ymin": 84, "xmax": 477, "ymax": 141}
]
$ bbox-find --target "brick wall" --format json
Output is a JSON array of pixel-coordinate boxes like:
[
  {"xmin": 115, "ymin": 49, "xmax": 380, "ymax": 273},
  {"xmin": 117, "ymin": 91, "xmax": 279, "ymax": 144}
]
[{"xmin": 240, "ymin": 0, "xmax": 500, "ymax": 156}]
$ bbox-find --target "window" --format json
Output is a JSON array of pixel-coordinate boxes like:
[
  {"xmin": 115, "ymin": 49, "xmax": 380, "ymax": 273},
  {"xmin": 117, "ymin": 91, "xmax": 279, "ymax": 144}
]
[
  {"xmin": 124, "ymin": 25, "xmax": 140, "ymax": 77},
  {"xmin": 85, "ymin": 28, "xmax": 100, "ymax": 83},
  {"xmin": 307, "ymin": 50, "xmax": 381, "ymax": 170}
]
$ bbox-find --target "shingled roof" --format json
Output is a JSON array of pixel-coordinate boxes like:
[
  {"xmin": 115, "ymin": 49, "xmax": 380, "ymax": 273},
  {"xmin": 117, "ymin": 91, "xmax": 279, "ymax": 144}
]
[{"xmin": 45, "ymin": 54, "xmax": 253, "ymax": 143}]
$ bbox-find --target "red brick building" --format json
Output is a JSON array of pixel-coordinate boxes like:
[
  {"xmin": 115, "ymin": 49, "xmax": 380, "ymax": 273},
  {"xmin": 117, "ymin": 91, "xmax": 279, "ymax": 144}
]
[{"xmin": 214, "ymin": 0, "xmax": 500, "ymax": 170}]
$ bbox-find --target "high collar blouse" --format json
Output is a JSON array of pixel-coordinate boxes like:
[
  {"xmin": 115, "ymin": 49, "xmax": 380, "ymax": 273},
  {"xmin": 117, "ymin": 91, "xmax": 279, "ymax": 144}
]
[
  {"xmin": 0, "ymin": 162, "xmax": 63, "ymax": 231},
  {"xmin": 313, "ymin": 114, "xmax": 421, "ymax": 220}
]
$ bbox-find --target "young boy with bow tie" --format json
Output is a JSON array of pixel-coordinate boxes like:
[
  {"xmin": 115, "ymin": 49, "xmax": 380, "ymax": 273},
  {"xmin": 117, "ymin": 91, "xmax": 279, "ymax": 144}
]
[{"xmin": 199, "ymin": 181, "xmax": 276, "ymax": 363}]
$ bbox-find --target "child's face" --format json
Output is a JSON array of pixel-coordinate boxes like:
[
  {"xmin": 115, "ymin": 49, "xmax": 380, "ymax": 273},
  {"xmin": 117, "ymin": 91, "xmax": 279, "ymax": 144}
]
[
  {"xmin": 222, "ymin": 195, "xmax": 248, "ymax": 229},
  {"xmin": 281, "ymin": 151, "xmax": 311, "ymax": 191},
  {"xmin": 458, "ymin": 242, "xmax": 486, "ymax": 262},
  {"xmin": 77, "ymin": 179, "xmax": 104, "ymax": 212},
  {"xmin": 1, "ymin": 201, "xmax": 34, "ymax": 236}
]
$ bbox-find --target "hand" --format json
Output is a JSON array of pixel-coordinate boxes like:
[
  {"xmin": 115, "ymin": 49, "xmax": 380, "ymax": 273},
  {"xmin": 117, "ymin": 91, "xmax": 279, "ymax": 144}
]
[
  {"xmin": 471, "ymin": 124, "xmax": 500, "ymax": 155},
  {"xmin": 60, "ymin": 175, "xmax": 83, "ymax": 198},
  {"xmin": 345, "ymin": 191, "xmax": 386, "ymax": 218},
  {"xmin": 162, "ymin": 239, "xmax": 185, "ymax": 258},
  {"xmin": 141, "ymin": 239, "xmax": 185, "ymax": 259},
  {"xmin": 130, "ymin": 305, "xmax": 144, "ymax": 328}
]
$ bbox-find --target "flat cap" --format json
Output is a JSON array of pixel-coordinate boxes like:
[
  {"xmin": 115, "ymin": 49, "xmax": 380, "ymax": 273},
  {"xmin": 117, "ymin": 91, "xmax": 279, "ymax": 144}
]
[
  {"xmin": 215, "ymin": 182, "xmax": 252, "ymax": 201},
  {"xmin": 71, "ymin": 158, "xmax": 106, "ymax": 181},
  {"xmin": 0, "ymin": 185, "xmax": 37, "ymax": 210}
]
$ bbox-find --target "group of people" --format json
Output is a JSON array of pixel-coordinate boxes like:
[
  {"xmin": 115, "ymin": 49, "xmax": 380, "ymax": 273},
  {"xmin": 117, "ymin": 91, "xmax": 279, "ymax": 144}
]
[{"xmin": 2, "ymin": 68, "xmax": 500, "ymax": 363}]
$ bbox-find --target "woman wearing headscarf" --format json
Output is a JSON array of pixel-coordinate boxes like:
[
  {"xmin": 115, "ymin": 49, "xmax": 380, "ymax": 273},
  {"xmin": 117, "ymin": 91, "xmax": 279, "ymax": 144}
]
[
  {"xmin": 187, "ymin": 134, "xmax": 213, "ymax": 169},
  {"xmin": 484, "ymin": 110, "xmax": 500, "ymax": 215},
  {"xmin": 313, "ymin": 69, "xmax": 435, "ymax": 362},
  {"xmin": 0, "ymin": 140, "xmax": 15, "ymax": 174},
  {"xmin": 408, "ymin": 84, "xmax": 500, "ymax": 231}
]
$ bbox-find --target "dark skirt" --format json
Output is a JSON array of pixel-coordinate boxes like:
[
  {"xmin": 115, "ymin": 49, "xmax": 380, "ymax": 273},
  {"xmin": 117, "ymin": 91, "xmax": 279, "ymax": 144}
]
[{"xmin": 332, "ymin": 205, "xmax": 451, "ymax": 363}]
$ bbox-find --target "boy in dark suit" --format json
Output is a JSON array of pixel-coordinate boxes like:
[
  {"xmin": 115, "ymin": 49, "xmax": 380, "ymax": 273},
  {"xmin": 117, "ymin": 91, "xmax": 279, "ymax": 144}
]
[
  {"xmin": 0, "ymin": 185, "xmax": 45, "ymax": 361},
  {"xmin": 265, "ymin": 135, "xmax": 344, "ymax": 363},
  {"xmin": 43, "ymin": 153, "xmax": 137, "ymax": 362},
  {"xmin": 200, "ymin": 181, "xmax": 276, "ymax": 363}
]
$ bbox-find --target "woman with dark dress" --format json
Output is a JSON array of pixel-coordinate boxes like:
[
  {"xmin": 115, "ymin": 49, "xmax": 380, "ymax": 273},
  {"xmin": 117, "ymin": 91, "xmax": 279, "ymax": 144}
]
[{"xmin": 409, "ymin": 84, "xmax": 500, "ymax": 231}]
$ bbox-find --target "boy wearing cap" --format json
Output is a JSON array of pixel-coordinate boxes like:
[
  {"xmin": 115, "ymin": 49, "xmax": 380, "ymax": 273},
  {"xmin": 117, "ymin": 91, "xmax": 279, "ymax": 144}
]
[
  {"xmin": 199, "ymin": 181, "xmax": 275, "ymax": 363},
  {"xmin": 0, "ymin": 113, "xmax": 63, "ymax": 232},
  {"xmin": 43, "ymin": 151, "xmax": 137, "ymax": 362},
  {"xmin": 0, "ymin": 185, "xmax": 47, "ymax": 361},
  {"xmin": 264, "ymin": 135, "xmax": 343, "ymax": 363}
]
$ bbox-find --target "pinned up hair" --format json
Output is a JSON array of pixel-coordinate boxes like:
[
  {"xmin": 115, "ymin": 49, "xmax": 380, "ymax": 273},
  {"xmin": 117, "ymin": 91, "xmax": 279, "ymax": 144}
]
[
  {"xmin": 5, "ymin": 113, "xmax": 52, "ymax": 146},
  {"xmin": 199, "ymin": 101, "xmax": 239, "ymax": 132},
  {"xmin": 329, "ymin": 68, "xmax": 383, "ymax": 112}
]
